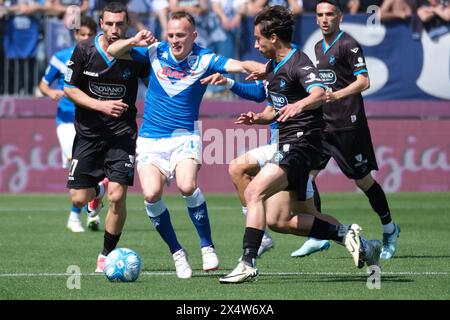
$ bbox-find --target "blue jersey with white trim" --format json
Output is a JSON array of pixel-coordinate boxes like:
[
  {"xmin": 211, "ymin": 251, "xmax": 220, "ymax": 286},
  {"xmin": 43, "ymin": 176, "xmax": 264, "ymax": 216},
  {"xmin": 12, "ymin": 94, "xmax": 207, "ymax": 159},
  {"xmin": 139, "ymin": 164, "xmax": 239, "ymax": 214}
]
[
  {"xmin": 314, "ymin": 31, "xmax": 368, "ymax": 131},
  {"xmin": 42, "ymin": 47, "xmax": 75, "ymax": 125},
  {"xmin": 130, "ymin": 41, "xmax": 229, "ymax": 138}
]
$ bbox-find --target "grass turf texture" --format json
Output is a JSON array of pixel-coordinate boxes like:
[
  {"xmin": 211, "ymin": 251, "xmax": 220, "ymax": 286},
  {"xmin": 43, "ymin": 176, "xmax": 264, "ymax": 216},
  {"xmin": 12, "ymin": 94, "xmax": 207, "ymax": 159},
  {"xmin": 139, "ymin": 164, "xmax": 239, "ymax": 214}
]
[{"xmin": 0, "ymin": 192, "xmax": 449, "ymax": 300}]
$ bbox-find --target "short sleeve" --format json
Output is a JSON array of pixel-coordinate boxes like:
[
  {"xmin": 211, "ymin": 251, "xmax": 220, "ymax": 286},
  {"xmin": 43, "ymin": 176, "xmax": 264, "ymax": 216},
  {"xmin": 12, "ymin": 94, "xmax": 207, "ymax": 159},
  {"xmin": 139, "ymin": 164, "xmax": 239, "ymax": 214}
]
[
  {"xmin": 295, "ymin": 53, "xmax": 327, "ymax": 93},
  {"xmin": 130, "ymin": 46, "xmax": 150, "ymax": 63},
  {"xmin": 345, "ymin": 38, "xmax": 368, "ymax": 76},
  {"xmin": 64, "ymin": 44, "xmax": 85, "ymax": 88}
]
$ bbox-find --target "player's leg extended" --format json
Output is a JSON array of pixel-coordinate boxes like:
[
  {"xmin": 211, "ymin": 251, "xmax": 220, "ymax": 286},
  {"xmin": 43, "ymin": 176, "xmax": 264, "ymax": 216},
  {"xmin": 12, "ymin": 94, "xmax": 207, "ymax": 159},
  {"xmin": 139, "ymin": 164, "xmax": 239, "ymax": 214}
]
[
  {"xmin": 220, "ymin": 163, "xmax": 287, "ymax": 284},
  {"xmin": 229, "ymin": 148, "xmax": 274, "ymax": 256},
  {"xmin": 175, "ymin": 158, "xmax": 219, "ymax": 271},
  {"xmin": 356, "ymin": 173, "xmax": 400, "ymax": 259}
]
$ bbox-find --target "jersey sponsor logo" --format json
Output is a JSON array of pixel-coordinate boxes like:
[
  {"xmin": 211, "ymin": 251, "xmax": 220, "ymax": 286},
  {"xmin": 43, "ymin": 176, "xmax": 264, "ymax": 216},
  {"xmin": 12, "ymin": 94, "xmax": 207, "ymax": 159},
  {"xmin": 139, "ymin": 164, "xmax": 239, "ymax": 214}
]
[
  {"xmin": 268, "ymin": 91, "xmax": 288, "ymax": 109},
  {"xmin": 83, "ymin": 70, "xmax": 99, "ymax": 77},
  {"xmin": 305, "ymin": 72, "xmax": 321, "ymax": 84},
  {"xmin": 318, "ymin": 69, "xmax": 337, "ymax": 85},
  {"xmin": 64, "ymin": 68, "xmax": 73, "ymax": 82},
  {"xmin": 351, "ymin": 47, "xmax": 359, "ymax": 54},
  {"xmin": 354, "ymin": 57, "xmax": 366, "ymax": 67},
  {"xmin": 88, "ymin": 82, "xmax": 126, "ymax": 99},
  {"xmin": 329, "ymin": 55, "xmax": 336, "ymax": 65},
  {"xmin": 156, "ymin": 66, "xmax": 195, "ymax": 83}
]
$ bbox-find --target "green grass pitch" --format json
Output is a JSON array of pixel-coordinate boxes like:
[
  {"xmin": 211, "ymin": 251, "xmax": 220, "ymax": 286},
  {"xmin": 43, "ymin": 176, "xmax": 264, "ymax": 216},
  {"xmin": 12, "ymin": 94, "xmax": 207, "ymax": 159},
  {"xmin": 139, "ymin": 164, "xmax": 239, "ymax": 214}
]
[{"xmin": 0, "ymin": 192, "xmax": 449, "ymax": 300}]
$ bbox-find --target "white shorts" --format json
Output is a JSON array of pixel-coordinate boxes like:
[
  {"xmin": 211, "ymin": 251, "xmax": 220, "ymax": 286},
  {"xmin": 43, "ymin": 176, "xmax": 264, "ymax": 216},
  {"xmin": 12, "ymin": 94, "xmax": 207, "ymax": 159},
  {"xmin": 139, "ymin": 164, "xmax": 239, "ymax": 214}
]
[
  {"xmin": 136, "ymin": 135, "xmax": 202, "ymax": 182},
  {"xmin": 56, "ymin": 122, "xmax": 76, "ymax": 169},
  {"xmin": 248, "ymin": 143, "xmax": 314, "ymax": 200}
]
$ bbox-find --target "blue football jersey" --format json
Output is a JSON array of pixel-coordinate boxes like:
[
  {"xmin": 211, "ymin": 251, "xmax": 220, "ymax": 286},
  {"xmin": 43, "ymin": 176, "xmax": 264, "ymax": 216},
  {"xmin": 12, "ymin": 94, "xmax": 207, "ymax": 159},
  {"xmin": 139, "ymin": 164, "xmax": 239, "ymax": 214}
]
[
  {"xmin": 131, "ymin": 41, "xmax": 229, "ymax": 138},
  {"xmin": 42, "ymin": 47, "xmax": 75, "ymax": 125}
]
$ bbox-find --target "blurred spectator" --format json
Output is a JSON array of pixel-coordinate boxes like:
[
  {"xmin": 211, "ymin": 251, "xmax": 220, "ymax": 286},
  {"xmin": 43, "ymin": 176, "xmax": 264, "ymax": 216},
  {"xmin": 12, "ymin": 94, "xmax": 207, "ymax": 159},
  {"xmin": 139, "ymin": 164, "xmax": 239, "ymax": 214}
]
[
  {"xmin": 2, "ymin": 0, "xmax": 47, "ymax": 95},
  {"xmin": 169, "ymin": 0, "xmax": 209, "ymax": 47},
  {"xmin": 380, "ymin": 0, "xmax": 416, "ymax": 21},
  {"xmin": 417, "ymin": 0, "xmax": 450, "ymax": 38},
  {"xmin": 245, "ymin": 0, "xmax": 303, "ymax": 16},
  {"xmin": 210, "ymin": 0, "xmax": 246, "ymax": 57},
  {"xmin": 347, "ymin": 0, "xmax": 382, "ymax": 14},
  {"xmin": 128, "ymin": 0, "xmax": 169, "ymax": 39}
]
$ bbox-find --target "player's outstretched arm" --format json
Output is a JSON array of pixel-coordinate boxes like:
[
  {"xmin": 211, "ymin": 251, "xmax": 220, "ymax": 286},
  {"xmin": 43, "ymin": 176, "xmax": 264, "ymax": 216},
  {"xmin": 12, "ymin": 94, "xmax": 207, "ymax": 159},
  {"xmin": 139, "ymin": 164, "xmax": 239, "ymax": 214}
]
[
  {"xmin": 326, "ymin": 73, "xmax": 370, "ymax": 103},
  {"xmin": 107, "ymin": 30, "xmax": 157, "ymax": 58},
  {"xmin": 278, "ymin": 86, "xmax": 325, "ymax": 122},
  {"xmin": 235, "ymin": 106, "xmax": 275, "ymax": 125},
  {"xmin": 224, "ymin": 59, "xmax": 266, "ymax": 75},
  {"xmin": 64, "ymin": 86, "xmax": 128, "ymax": 118},
  {"xmin": 201, "ymin": 73, "xmax": 266, "ymax": 102}
]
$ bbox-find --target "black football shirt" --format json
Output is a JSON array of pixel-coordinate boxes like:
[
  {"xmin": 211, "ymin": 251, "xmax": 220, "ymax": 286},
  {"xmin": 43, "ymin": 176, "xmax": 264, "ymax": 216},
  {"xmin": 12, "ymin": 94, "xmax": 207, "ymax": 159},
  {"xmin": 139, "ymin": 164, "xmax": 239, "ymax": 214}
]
[
  {"xmin": 315, "ymin": 31, "xmax": 368, "ymax": 132},
  {"xmin": 266, "ymin": 49, "xmax": 326, "ymax": 144},
  {"xmin": 65, "ymin": 34, "xmax": 149, "ymax": 139}
]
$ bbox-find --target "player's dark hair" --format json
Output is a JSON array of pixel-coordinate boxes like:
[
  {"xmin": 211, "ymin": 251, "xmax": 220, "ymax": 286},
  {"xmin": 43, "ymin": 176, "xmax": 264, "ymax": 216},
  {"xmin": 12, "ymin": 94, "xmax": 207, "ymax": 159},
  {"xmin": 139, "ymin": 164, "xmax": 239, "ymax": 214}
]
[
  {"xmin": 101, "ymin": 1, "xmax": 129, "ymax": 23},
  {"xmin": 78, "ymin": 16, "xmax": 97, "ymax": 34},
  {"xmin": 254, "ymin": 5, "xmax": 294, "ymax": 44},
  {"xmin": 170, "ymin": 11, "xmax": 196, "ymax": 29},
  {"xmin": 316, "ymin": 0, "xmax": 343, "ymax": 12}
]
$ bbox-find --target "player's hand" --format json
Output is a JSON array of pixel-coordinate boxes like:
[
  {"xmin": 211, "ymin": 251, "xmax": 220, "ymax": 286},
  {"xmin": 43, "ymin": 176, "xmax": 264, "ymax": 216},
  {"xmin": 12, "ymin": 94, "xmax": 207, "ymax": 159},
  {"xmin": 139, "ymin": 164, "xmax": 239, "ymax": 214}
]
[
  {"xmin": 50, "ymin": 90, "xmax": 65, "ymax": 101},
  {"xmin": 200, "ymin": 73, "xmax": 227, "ymax": 86},
  {"xmin": 235, "ymin": 112, "xmax": 257, "ymax": 125},
  {"xmin": 100, "ymin": 99, "xmax": 128, "ymax": 118},
  {"xmin": 133, "ymin": 30, "xmax": 157, "ymax": 47},
  {"xmin": 277, "ymin": 103, "xmax": 303, "ymax": 122},
  {"xmin": 244, "ymin": 62, "xmax": 267, "ymax": 81},
  {"xmin": 325, "ymin": 90, "xmax": 337, "ymax": 103}
]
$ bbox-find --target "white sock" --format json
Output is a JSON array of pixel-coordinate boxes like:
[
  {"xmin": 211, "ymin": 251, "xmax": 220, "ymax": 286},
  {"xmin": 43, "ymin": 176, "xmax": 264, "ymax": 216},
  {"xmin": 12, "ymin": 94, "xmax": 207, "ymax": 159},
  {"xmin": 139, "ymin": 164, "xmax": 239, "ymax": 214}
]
[
  {"xmin": 242, "ymin": 207, "xmax": 247, "ymax": 216},
  {"xmin": 383, "ymin": 221, "xmax": 395, "ymax": 234},
  {"xmin": 69, "ymin": 211, "xmax": 81, "ymax": 220}
]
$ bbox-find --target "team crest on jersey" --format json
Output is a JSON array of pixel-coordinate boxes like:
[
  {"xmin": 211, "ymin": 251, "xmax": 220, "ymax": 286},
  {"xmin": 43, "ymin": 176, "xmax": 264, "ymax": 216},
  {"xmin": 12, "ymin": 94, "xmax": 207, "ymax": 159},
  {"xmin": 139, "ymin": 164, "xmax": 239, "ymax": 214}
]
[
  {"xmin": 187, "ymin": 55, "xmax": 198, "ymax": 69},
  {"xmin": 329, "ymin": 55, "xmax": 336, "ymax": 65},
  {"xmin": 122, "ymin": 68, "xmax": 132, "ymax": 80}
]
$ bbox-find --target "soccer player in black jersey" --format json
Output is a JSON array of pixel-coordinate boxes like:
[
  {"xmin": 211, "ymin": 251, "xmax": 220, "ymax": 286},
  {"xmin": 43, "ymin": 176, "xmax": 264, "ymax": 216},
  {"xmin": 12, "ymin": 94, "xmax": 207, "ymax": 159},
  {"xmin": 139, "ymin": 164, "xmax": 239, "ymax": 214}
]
[
  {"xmin": 292, "ymin": 0, "xmax": 400, "ymax": 260},
  {"xmin": 64, "ymin": 2, "xmax": 155, "ymax": 272},
  {"xmin": 219, "ymin": 5, "xmax": 377, "ymax": 284}
]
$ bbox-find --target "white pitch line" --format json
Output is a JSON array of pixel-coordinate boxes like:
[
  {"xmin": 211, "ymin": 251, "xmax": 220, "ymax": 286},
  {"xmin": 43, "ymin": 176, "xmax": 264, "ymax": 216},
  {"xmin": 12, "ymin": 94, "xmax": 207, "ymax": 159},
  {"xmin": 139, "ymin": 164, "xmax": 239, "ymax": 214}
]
[{"xmin": 0, "ymin": 271, "xmax": 448, "ymax": 278}]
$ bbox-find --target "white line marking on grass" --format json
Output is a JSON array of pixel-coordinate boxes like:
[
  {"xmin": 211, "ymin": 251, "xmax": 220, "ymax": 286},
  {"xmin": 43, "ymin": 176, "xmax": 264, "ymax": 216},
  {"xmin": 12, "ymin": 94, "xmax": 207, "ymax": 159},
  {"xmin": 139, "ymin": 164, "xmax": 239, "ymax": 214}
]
[{"xmin": 1, "ymin": 271, "xmax": 448, "ymax": 278}]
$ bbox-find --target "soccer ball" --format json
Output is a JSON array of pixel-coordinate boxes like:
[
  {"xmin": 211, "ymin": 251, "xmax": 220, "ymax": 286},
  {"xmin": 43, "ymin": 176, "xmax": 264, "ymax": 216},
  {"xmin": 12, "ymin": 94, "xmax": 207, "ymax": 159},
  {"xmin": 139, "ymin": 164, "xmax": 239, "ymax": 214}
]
[{"xmin": 104, "ymin": 248, "xmax": 141, "ymax": 282}]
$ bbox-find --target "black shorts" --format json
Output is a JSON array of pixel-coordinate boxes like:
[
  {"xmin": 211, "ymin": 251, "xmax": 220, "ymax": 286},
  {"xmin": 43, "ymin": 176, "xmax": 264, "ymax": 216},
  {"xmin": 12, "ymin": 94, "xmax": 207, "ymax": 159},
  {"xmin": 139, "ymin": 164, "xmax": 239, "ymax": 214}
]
[
  {"xmin": 67, "ymin": 133, "xmax": 137, "ymax": 189},
  {"xmin": 270, "ymin": 130, "xmax": 322, "ymax": 201},
  {"xmin": 313, "ymin": 127, "xmax": 378, "ymax": 180}
]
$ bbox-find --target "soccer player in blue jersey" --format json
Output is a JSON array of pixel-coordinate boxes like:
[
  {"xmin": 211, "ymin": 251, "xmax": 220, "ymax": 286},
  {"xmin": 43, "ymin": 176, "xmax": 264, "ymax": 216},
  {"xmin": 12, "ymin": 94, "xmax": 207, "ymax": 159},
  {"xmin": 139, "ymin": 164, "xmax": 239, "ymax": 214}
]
[
  {"xmin": 107, "ymin": 11, "xmax": 264, "ymax": 279},
  {"xmin": 39, "ymin": 16, "xmax": 103, "ymax": 233}
]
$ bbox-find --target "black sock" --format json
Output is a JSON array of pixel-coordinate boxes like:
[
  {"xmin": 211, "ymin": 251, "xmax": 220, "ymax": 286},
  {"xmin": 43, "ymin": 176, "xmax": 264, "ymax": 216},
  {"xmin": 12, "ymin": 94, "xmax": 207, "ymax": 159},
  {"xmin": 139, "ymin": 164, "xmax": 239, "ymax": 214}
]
[
  {"xmin": 94, "ymin": 184, "xmax": 100, "ymax": 198},
  {"xmin": 364, "ymin": 181, "xmax": 392, "ymax": 225},
  {"xmin": 242, "ymin": 227, "xmax": 264, "ymax": 266},
  {"xmin": 309, "ymin": 217, "xmax": 347, "ymax": 242},
  {"xmin": 102, "ymin": 231, "xmax": 121, "ymax": 256},
  {"xmin": 312, "ymin": 180, "xmax": 321, "ymax": 212}
]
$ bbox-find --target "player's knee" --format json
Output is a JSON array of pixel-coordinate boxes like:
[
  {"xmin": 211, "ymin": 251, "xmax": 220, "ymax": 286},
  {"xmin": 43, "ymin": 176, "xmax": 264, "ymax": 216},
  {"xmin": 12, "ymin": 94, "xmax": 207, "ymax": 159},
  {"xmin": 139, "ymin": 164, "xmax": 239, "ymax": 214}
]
[
  {"xmin": 355, "ymin": 174, "xmax": 374, "ymax": 191},
  {"xmin": 70, "ymin": 190, "xmax": 90, "ymax": 208},
  {"xmin": 177, "ymin": 181, "xmax": 197, "ymax": 197},
  {"xmin": 267, "ymin": 220, "xmax": 286, "ymax": 233},
  {"xmin": 142, "ymin": 188, "xmax": 163, "ymax": 203}
]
